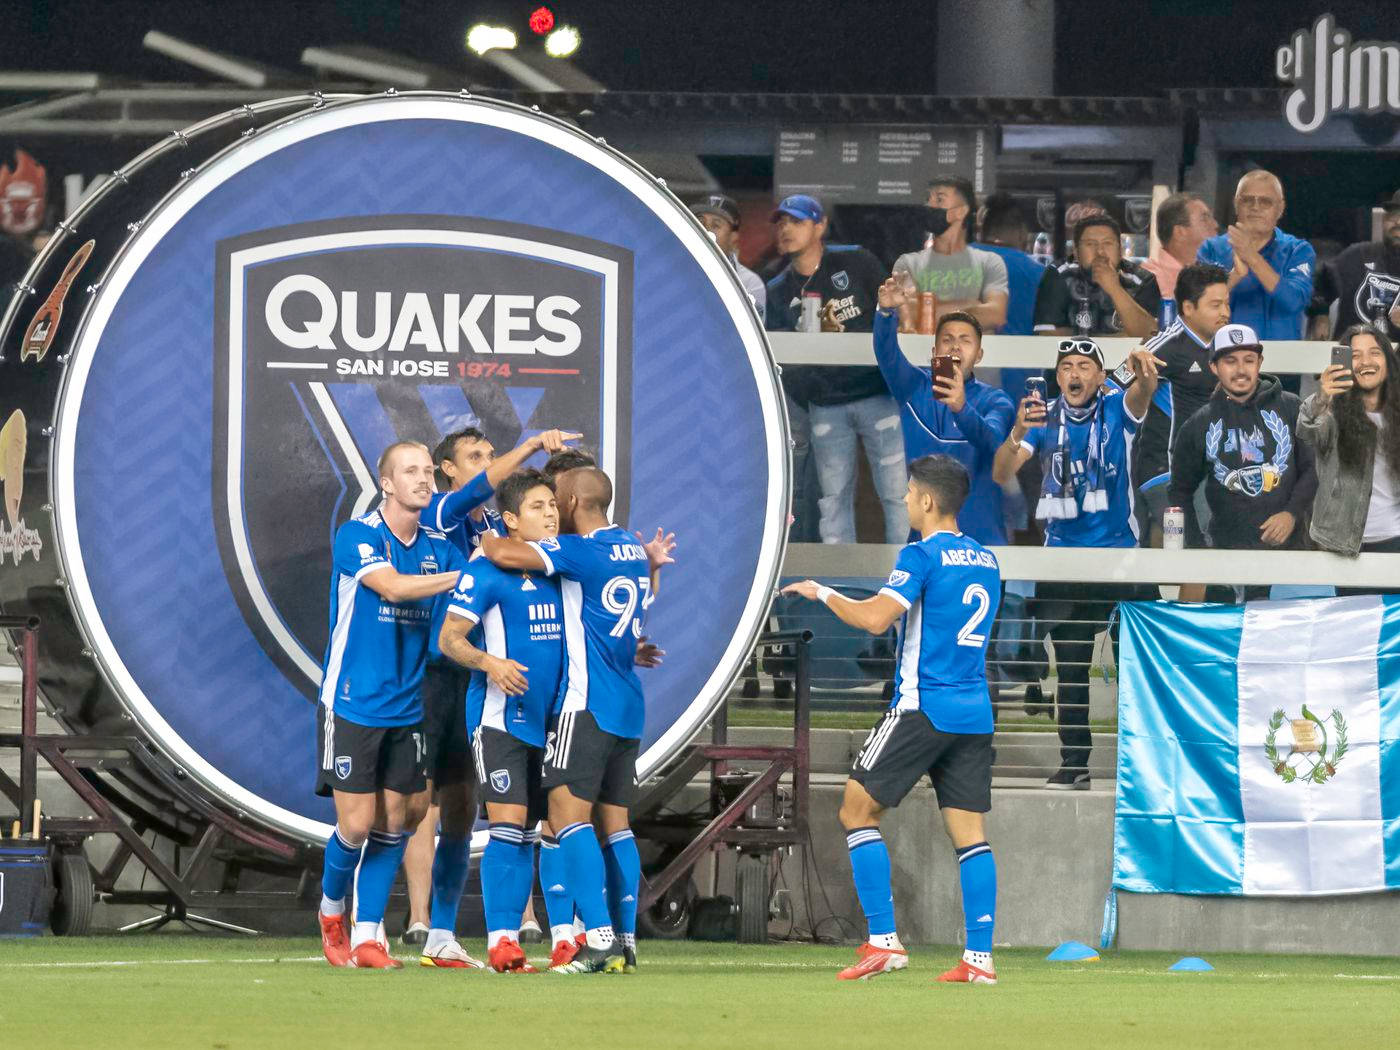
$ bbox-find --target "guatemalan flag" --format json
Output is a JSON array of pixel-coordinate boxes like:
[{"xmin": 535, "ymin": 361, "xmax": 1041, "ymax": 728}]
[{"xmin": 1114, "ymin": 596, "xmax": 1400, "ymax": 896}]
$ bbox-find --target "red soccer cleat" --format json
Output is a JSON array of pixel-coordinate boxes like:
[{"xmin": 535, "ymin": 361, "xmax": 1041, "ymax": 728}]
[
  {"xmin": 319, "ymin": 911, "xmax": 352, "ymax": 968},
  {"xmin": 550, "ymin": 938, "xmax": 580, "ymax": 969},
  {"xmin": 837, "ymin": 943, "xmax": 909, "ymax": 981},
  {"xmin": 350, "ymin": 940, "xmax": 404, "ymax": 970},
  {"xmin": 936, "ymin": 959, "xmax": 997, "ymax": 985},
  {"xmin": 488, "ymin": 938, "xmax": 537, "ymax": 973}
]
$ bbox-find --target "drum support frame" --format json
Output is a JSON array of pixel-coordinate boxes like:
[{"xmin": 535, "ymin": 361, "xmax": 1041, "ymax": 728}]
[{"xmin": 0, "ymin": 616, "xmax": 311, "ymax": 935}]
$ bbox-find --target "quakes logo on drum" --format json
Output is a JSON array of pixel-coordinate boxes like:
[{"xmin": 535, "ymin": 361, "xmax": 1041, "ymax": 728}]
[{"xmin": 211, "ymin": 214, "xmax": 634, "ymax": 692}]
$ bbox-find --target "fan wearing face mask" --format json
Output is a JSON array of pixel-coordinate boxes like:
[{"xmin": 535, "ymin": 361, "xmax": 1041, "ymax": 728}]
[{"xmin": 891, "ymin": 174, "xmax": 1009, "ymax": 333}]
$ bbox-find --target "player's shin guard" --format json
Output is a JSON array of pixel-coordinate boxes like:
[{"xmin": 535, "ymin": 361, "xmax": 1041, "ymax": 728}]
[
  {"xmin": 602, "ymin": 829, "xmax": 641, "ymax": 946},
  {"xmin": 482, "ymin": 823, "xmax": 527, "ymax": 943},
  {"xmin": 321, "ymin": 826, "xmax": 364, "ymax": 911},
  {"xmin": 539, "ymin": 833, "xmax": 575, "ymax": 942},
  {"xmin": 351, "ymin": 830, "xmax": 408, "ymax": 945},
  {"xmin": 846, "ymin": 826, "xmax": 897, "ymax": 941},
  {"xmin": 428, "ymin": 834, "xmax": 469, "ymax": 935},
  {"xmin": 956, "ymin": 841, "xmax": 997, "ymax": 962},
  {"xmin": 556, "ymin": 821, "xmax": 613, "ymax": 944}
]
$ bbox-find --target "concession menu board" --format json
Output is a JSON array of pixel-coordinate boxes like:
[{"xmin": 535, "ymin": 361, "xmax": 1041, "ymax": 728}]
[{"xmin": 775, "ymin": 125, "xmax": 995, "ymax": 205}]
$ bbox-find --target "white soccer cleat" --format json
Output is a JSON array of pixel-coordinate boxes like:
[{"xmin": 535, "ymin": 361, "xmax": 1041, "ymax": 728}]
[{"xmin": 420, "ymin": 939, "xmax": 488, "ymax": 969}]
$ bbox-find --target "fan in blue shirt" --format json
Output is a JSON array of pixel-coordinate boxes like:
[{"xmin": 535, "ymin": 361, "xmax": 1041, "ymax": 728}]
[
  {"xmin": 871, "ymin": 278, "xmax": 1015, "ymax": 544},
  {"xmin": 781, "ymin": 454, "xmax": 1003, "ymax": 985},
  {"xmin": 479, "ymin": 466, "xmax": 674, "ymax": 973},
  {"xmin": 1197, "ymin": 171, "xmax": 1316, "ymax": 341},
  {"xmin": 992, "ymin": 339, "xmax": 1160, "ymax": 548}
]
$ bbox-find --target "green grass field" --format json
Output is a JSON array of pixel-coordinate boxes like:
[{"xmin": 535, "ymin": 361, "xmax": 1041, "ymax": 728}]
[{"xmin": 2, "ymin": 936, "xmax": 1399, "ymax": 1049}]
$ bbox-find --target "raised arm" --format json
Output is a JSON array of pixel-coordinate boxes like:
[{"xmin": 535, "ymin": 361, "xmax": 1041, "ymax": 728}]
[
  {"xmin": 1121, "ymin": 345, "xmax": 1163, "ymax": 422},
  {"xmin": 780, "ymin": 580, "xmax": 906, "ymax": 635},
  {"xmin": 486, "ymin": 429, "xmax": 582, "ymax": 490},
  {"xmin": 873, "ymin": 280, "xmax": 929, "ymax": 398},
  {"xmin": 992, "ymin": 396, "xmax": 1042, "ymax": 485}
]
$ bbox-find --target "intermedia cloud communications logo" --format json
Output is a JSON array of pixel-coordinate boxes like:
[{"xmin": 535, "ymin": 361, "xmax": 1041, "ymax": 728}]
[{"xmin": 211, "ymin": 215, "xmax": 633, "ymax": 691}]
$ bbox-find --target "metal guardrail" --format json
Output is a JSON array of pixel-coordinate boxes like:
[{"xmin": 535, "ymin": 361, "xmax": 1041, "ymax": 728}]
[{"xmin": 769, "ymin": 332, "xmax": 1335, "ymax": 375}]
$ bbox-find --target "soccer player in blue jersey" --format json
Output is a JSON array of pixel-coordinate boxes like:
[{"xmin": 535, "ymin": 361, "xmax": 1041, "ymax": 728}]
[
  {"xmin": 480, "ymin": 467, "xmax": 674, "ymax": 973},
  {"xmin": 315, "ymin": 441, "xmax": 471, "ymax": 970},
  {"xmin": 437, "ymin": 469, "xmax": 565, "ymax": 972},
  {"xmin": 403, "ymin": 426, "xmax": 579, "ymax": 966},
  {"xmin": 783, "ymin": 455, "xmax": 1004, "ymax": 984}
]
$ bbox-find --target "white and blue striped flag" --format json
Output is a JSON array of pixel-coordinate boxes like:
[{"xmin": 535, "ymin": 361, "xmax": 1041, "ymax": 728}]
[{"xmin": 1114, "ymin": 596, "xmax": 1400, "ymax": 896}]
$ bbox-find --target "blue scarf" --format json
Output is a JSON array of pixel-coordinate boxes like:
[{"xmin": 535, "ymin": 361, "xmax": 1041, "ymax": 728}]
[{"xmin": 1035, "ymin": 393, "xmax": 1110, "ymax": 521}]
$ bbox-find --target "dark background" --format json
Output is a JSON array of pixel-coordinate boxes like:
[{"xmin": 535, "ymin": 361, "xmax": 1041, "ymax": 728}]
[{"xmin": 1, "ymin": 0, "xmax": 1396, "ymax": 96}]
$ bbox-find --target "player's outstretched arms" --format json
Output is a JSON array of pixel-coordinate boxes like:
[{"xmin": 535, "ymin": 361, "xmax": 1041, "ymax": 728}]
[
  {"xmin": 486, "ymin": 429, "xmax": 583, "ymax": 490},
  {"xmin": 635, "ymin": 636, "xmax": 665, "ymax": 668},
  {"xmin": 439, "ymin": 613, "xmax": 529, "ymax": 695},
  {"xmin": 781, "ymin": 580, "xmax": 905, "ymax": 635},
  {"xmin": 360, "ymin": 566, "xmax": 461, "ymax": 603},
  {"xmin": 479, "ymin": 533, "xmax": 549, "ymax": 572}
]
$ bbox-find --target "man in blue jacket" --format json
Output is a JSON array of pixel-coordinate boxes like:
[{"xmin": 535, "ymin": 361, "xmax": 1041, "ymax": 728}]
[
  {"xmin": 872, "ymin": 277, "xmax": 1015, "ymax": 544},
  {"xmin": 1198, "ymin": 170, "xmax": 1315, "ymax": 342}
]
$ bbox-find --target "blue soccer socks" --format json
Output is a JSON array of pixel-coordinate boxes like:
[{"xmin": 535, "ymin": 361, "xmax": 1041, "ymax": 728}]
[
  {"xmin": 540, "ymin": 833, "xmax": 576, "ymax": 943},
  {"xmin": 351, "ymin": 829, "xmax": 407, "ymax": 946},
  {"xmin": 956, "ymin": 841, "xmax": 996, "ymax": 966},
  {"xmin": 846, "ymin": 826, "xmax": 900, "ymax": 947},
  {"xmin": 557, "ymin": 821, "xmax": 615, "ymax": 948},
  {"xmin": 320, "ymin": 825, "xmax": 364, "ymax": 914},
  {"xmin": 428, "ymin": 833, "xmax": 470, "ymax": 937},
  {"xmin": 603, "ymin": 829, "xmax": 641, "ymax": 949}
]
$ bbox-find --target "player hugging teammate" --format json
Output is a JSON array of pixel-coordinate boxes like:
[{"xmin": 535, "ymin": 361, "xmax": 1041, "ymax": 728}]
[{"xmin": 316, "ymin": 427, "xmax": 674, "ymax": 972}]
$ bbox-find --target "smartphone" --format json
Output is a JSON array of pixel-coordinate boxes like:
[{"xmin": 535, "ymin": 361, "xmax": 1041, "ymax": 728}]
[
  {"xmin": 1110, "ymin": 361, "xmax": 1137, "ymax": 389},
  {"xmin": 1331, "ymin": 344, "xmax": 1354, "ymax": 376},
  {"xmin": 933, "ymin": 355, "xmax": 958, "ymax": 384},
  {"xmin": 1024, "ymin": 376, "xmax": 1047, "ymax": 420}
]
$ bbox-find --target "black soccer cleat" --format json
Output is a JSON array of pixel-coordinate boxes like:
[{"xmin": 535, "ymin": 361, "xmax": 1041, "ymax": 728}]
[
  {"xmin": 549, "ymin": 942, "xmax": 625, "ymax": 974},
  {"xmin": 622, "ymin": 946, "xmax": 637, "ymax": 973}
]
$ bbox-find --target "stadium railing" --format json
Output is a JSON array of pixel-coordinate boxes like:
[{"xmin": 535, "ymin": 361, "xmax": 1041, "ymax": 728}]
[{"xmin": 734, "ymin": 334, "xmax": 1389, "ymax": 782}]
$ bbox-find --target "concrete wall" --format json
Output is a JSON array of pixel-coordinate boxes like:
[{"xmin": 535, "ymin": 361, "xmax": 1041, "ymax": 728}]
[{"xmin": 778, "ymin": 782, "xmax": 1400, "ymax": 956}]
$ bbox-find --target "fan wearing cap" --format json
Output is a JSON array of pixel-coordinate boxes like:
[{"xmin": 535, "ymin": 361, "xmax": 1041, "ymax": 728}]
[
  {"xmin": 1308, "ymin": 189, "xmax": 1400, "ymax": 341},
  {"xmin": 689, "ymin": 194, "xmax": 765, "ymax": 323},
  {"xmin": 990, "ymin": 338, "xmax": 1159, "ymax": 788},
  {"xmin": 1168, "ymin": 323, "xmax": 1317, "ymax": 553},
  {"xmin": 766, "ymin": 194, "xmax": 909, "ymax": 544}
]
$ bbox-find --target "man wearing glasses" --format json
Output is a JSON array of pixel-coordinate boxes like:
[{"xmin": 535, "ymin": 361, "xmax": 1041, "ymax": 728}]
[{"xmin": 1198, "ymin": 170, "xmax": 1316, "ymax": 345}]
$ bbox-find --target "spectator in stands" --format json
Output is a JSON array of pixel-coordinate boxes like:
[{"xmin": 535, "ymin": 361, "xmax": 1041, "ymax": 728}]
[
  {"xmin": 873, "ymin": 278, "xmax": 1014, "ymax": 544},
  {"xmin": 1142, "ymin": 192, "xmax": 1218, "ymax": 316},
  {"xmin": 1198, "ymin": 171, "xmax": 1315, "ymax": 342},
  {"xmin": 1299, "ymin": 325, "xmax": 1400, "ymax": 559},
  {"xmin": 1132, "ymin": 263, "xmax": 1233, "ymax": 542},
  {"xmin": 1169, "ymin": 323, "xmax": 1317, "ymax": 553},
  {"xmin": 1308, "ymin": 190, "xmax": 1400, "ymax": 341},
  {"xmin": 1052, "ymin": 215, "xmax": 1160, "ymax": 339},
  {"xmin": 991, "ymin": 338, "xmax": 1161, "ymax": 788},
  {"xmin": 893, "ymin": 174, "xmax": 1009, "ymax": 331},
  {"xmin": 974, "ymin": 192, "xmax": 1071, "ymax": 337},
  {"xmin": 691, "ymin": 194, "xmax": 766, "ymax": 322},
  {"xmin": 766, "ymin": 195, "xmax": 907, "ymax": 543}
]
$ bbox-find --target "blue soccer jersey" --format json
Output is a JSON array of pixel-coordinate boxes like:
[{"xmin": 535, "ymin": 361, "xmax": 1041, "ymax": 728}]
[
  {"xmin": 529, "ymin": 526, "xmax": 650, "ymax": 740},
  {"xmin": 448, "ymin": 554, "xmax": 564, "ymax": 748},
  {"xmin": 423, "ymin": 474, "xmax": 503, "ymax": 661},
  {"xmin": 1019, "ymin": 388, "xmax": 1142, "ymax": 548},
  {"xmin": 879, "ymin": 532, "xmax": 1002, "ymax": 734},
  {"xmin": 319, "ymin": 511, "xmax": 467, "ymax": 728}
]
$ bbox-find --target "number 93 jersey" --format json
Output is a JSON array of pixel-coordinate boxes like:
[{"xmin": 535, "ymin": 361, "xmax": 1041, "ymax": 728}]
[
  {"xmin": 878, "ymin": 531, "xmax": 1001, "ymax": 734},
  {"xmin": 529, "ymin": 526, "xmax": 651, "ymax": 741}
]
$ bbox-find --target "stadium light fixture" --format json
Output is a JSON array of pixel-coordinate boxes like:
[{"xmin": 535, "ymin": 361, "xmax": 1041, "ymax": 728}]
[
  {"xmin": 544, "ymin": 25, "xmax": 581, "ymax": 58},
  {"xmin": 466, "ymin": 24, "xmax": 518, "ymax": 56}
]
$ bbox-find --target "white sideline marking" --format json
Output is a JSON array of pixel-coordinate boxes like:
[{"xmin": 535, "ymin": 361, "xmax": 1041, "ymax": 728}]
[{"xmin": 0, "ymin": 955, "xmax": 323, "ymax": 970}]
